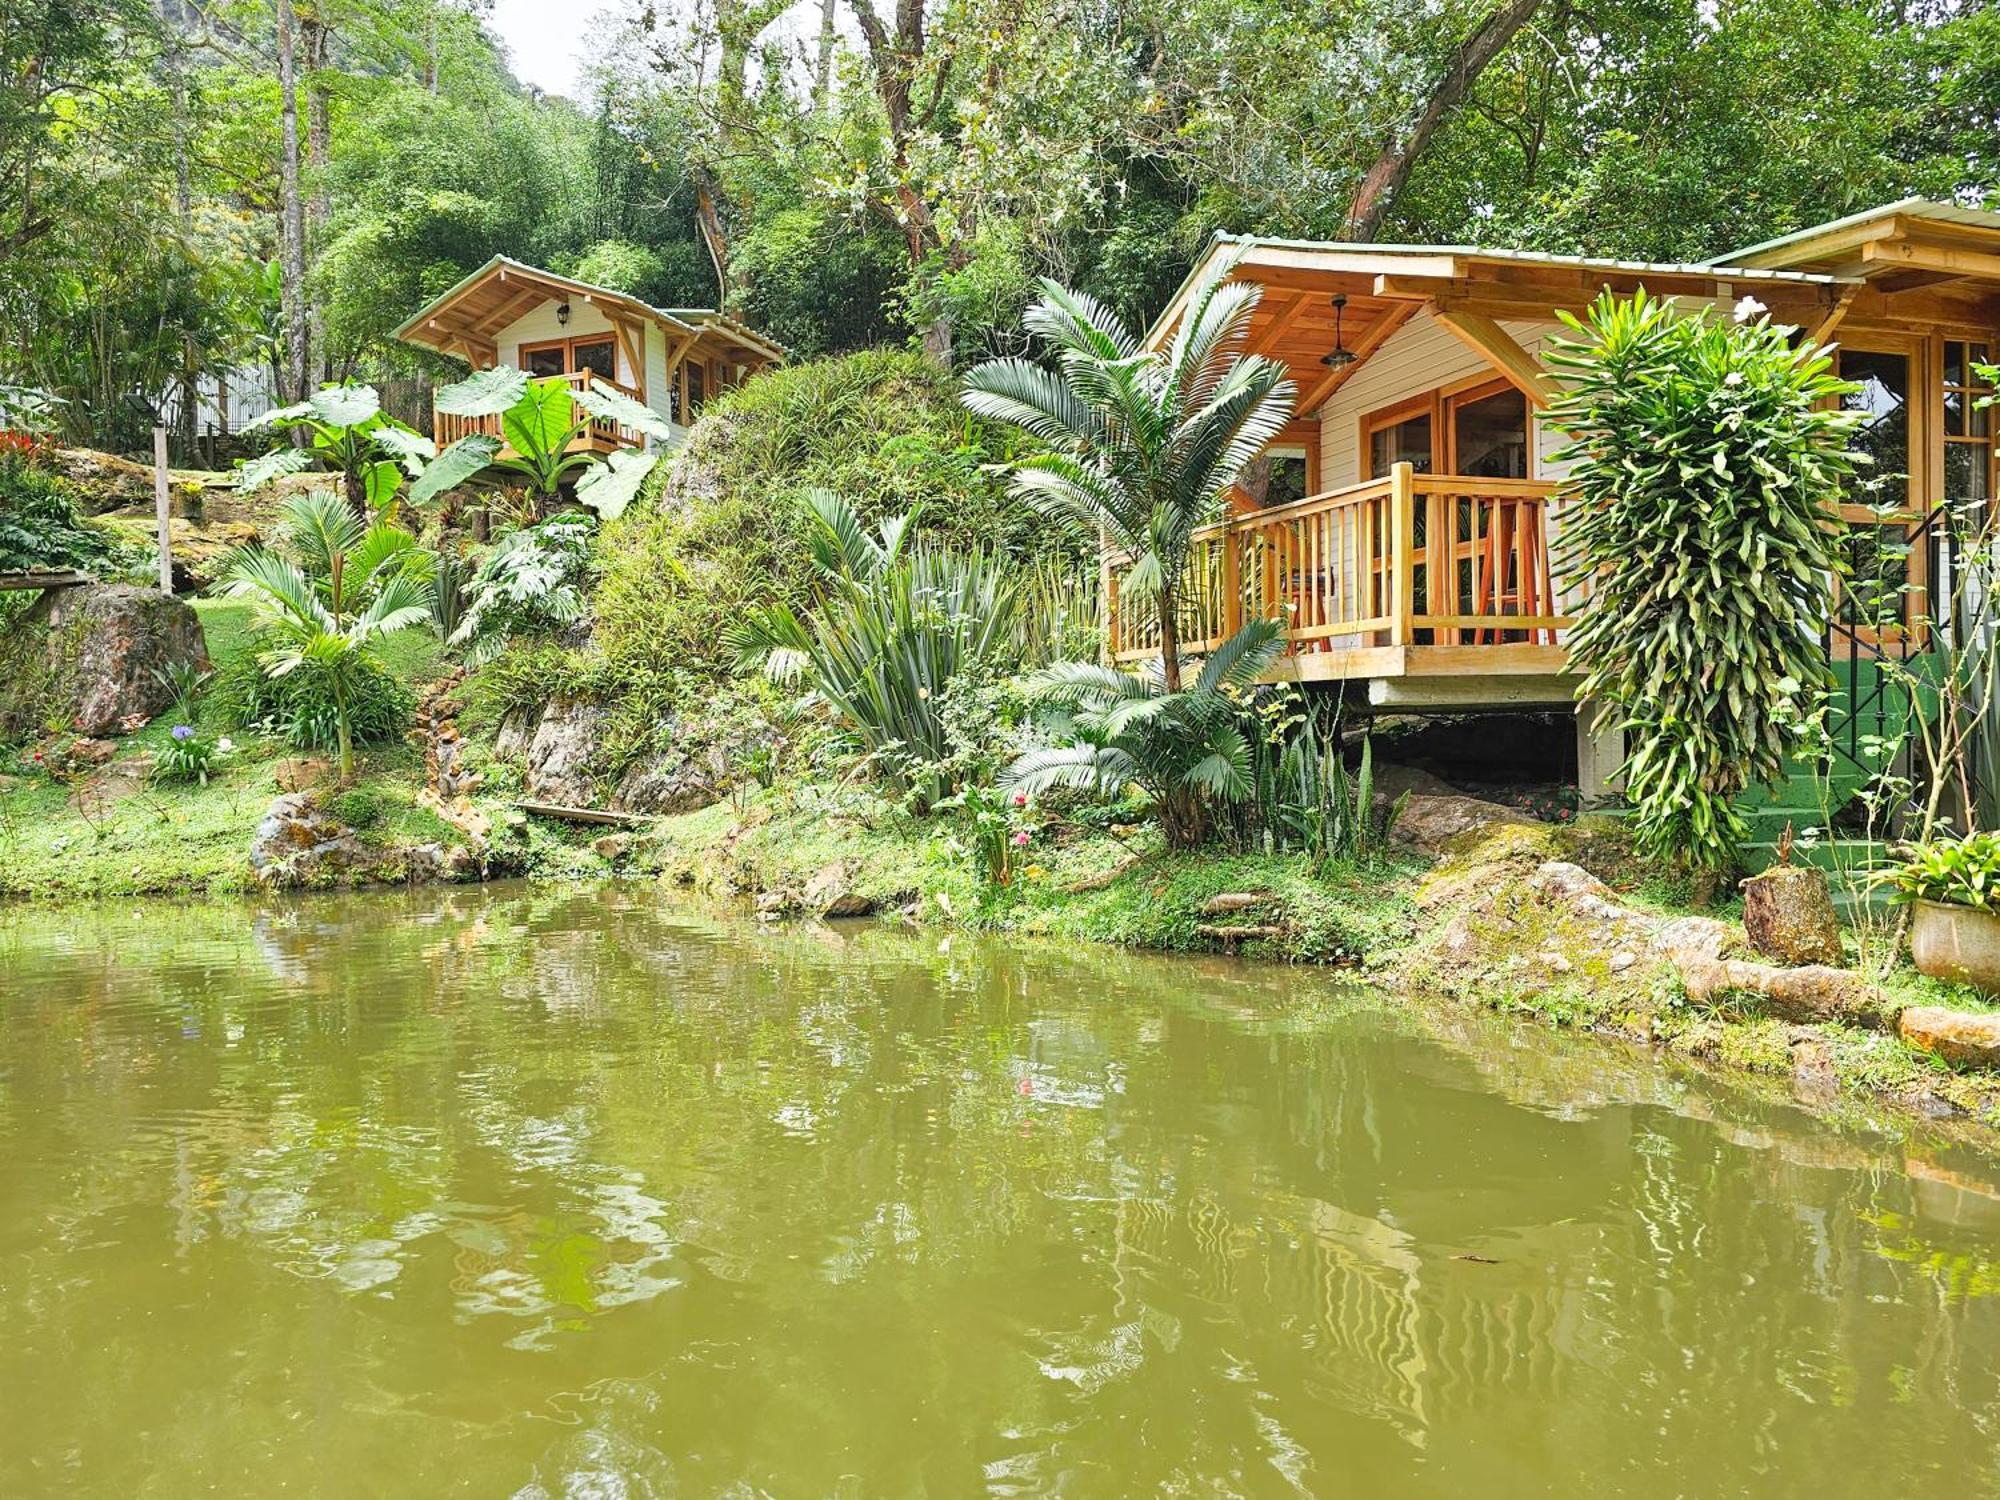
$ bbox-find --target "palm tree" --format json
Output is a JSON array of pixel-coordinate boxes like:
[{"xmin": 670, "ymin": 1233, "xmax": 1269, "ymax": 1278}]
[
  {"xmin": 1004, "ymin": 617, "xmax": 1284, "ymax": 848},
  {"xmin": 216, "ymin": 490, "xmax": 433, "ymax": 783},
  {"xmin": 961, "ymin": 265, "xmax": 1293, "ymax": 693}
]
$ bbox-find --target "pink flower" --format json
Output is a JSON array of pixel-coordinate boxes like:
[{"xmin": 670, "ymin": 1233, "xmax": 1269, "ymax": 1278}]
[
  {"xmin": 1012, "ymin": 830, "xmax": 1031, "ymax": 846},
  {"xmin": 1017, "ymin": 1077, "xmax": 1033, "ymax": 1096},
  {"xmin": 1011, "ymin": 792, "xmax": 1027, "ymax": 807}
]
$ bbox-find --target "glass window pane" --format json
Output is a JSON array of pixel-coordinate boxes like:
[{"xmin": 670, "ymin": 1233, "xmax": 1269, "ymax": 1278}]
[
  {"xmin": 1369, "ymin": 414, "xmax": 1432, "ymax": 477},
  {"xmin": 1451, "ymin": 387, "xmax": 1529, "ymax": 478},
  {"xmin": 1947, "ymin": 341, "xmax": 1966, "ymax": 387},
  {"xmin": 1946, "ymin": 443, "xmax": 1990, "ymax": 504},
  {"xmin": 1838, "ymin": 350, "xmax": 1910, "ymax": 507},
  {"xmin": 521, "ymin": 345, "xmax": 565, "ymax": 378},
  {"xmin": 571, "ymin": 340, "xmax": 616, "ymax": 381}
]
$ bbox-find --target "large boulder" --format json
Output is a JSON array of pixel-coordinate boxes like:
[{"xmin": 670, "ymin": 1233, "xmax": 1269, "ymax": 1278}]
[
  {"xmin": 1393, "ymin": 792, "xmax": 1536, "ymax": 854},
  {"xmin": 18, "ymin": 584, "xmax": 208, "ymax": 736},
  {"xmin": 522, "ymin": 697, "xmax": 608, "ymax": 806},
  {"xmin": 250, "ymin": 790, "xmax": 478, "ymax": 889}
]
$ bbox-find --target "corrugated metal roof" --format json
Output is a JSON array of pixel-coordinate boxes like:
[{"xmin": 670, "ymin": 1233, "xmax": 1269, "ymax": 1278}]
[
  {"xmin": 1211, "ymin": 232, "xmax": 1846, "ymax": 284},
  {"xmin": 1711, "ymin": 197, "xmax": 2000, "ymax": 267}
]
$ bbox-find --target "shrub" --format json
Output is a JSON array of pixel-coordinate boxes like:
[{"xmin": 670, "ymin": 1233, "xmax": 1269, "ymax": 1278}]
[
  {"xmin": 1547, "ymin": 290, "xmax": 1859, "ymax": 871},
  {"xmin": 593, "ymin": 350, "xmax": 1063, "ymax": 692},
  {"xmin": 0, "ymin": 450, "xmax": 129, "ymax": 574},
  {"xmin": 211, "ymin": 649, "xmax": 414, "ymax": 752},
  {"xmin": 1880, "ymin": 833, "xmax": 2000, "ymax": 912},
  {"xmin": 448, "ymin": 511, "xmax": 593, "ymax": 664},
  {"xmin": 728, "ymin": 490, "xmax": 1022, "ymax": 812},
  {"xmin": 325, "ymin": 785, "xmax": 388, "ymax": 830}
]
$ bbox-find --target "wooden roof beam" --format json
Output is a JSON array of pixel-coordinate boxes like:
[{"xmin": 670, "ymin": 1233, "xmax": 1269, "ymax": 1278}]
[
  {"xmin": 1430, "ymin": 308, "xmax": 1559, "ymax": 407},
  {"xmin": 1860, "ymin": 238, "xmax": 2000, "ymax": 286}
]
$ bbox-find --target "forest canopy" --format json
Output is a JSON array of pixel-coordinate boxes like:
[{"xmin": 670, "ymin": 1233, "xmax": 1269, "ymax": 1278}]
[{"xmin": 4, "ymin": 0, "xmax": 1996, "ymax": 452}]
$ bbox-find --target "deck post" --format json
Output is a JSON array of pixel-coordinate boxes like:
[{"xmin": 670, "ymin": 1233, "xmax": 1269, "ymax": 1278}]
[
  {"xmin": 1220, "ymin": 516, "xmax": 1242, "ymax": 640},
  {"xmin": 1576, "ymin": 697, "xmax": 1626, "ymax": 804},
  {"xmin": 1389, "ymin": 462, "xmax": 1416, "ymax": 646}
]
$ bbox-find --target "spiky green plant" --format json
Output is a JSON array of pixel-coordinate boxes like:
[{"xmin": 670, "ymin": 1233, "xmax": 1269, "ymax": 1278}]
[
  {"xmin": 962, "ymin": 267, "xmax": 1293, "ymax": 693},
  {"xmin": 1546, "ymin": 289, "xmax": 1861, "ymax": 871},
  {"xmin": 214, "ymin": 490, "xmax": 434, "ymax": 782},
  {"xmin": 727, "ymin": 489, "xmax": 1022, "ymax": 811},
  {"xmin": 1003, "ymin": 617, "xmax": 1285, "ymax": 848}
]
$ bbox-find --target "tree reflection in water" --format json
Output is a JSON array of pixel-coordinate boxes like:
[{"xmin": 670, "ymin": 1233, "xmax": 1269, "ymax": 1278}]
[{"xmin": 3, "ymin": 886, "xmax": 2000, "ymax": 1496}]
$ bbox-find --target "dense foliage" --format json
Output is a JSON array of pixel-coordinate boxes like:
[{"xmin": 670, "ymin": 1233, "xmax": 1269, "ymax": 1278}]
[
  {"xmin": 215, "ymin": 489, "xmax": 434, "ymax": 779},
  {"xmin": 965, "ymin": 272, "xmax": 1291, "ymax": 693},
  {"xmin": 592, "ymin": 350, "xmax": 1040, "ymax": 696},
  {"xmin": 9, "ymin": 0, "xmax": 1996, "ymax": 457},
  {"xmin": 730, "ymin": 490, "xmax": 1022, "ymax": 811},
  {"xmin": 1547, "ymin": 291, "xmax": 1860, "ymax": 870},
  {"xmin": 0, "ymin": 450, "xmax": 128, "ymax": 575}
]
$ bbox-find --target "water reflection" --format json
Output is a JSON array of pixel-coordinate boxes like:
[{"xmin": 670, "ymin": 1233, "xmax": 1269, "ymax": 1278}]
[{"xmin": 2, "ymin": 886, "xmax": 2000, "ymax": 1495}]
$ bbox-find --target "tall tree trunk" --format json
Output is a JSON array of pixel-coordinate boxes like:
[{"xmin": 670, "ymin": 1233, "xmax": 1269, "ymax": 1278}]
[
  {"xmin": 275, "ymin": 0, "xmax": 310, "ymax": 406},
  {"xmin": 814, "ymin": 0, "xmax": 836, "ymax": 101},
  {"xmin": 302, "ymin": 14, "xmax": 332, "ymax": 385},
  {"xmin": 1343, "ymin": 0, "xmax": 1542, "ymax": 240},
  {"xmin": 165, "ymin": 16, "xmax": 199, "ymax": 455}
]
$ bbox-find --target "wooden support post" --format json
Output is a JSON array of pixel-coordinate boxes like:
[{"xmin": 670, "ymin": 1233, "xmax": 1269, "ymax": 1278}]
[
  {"xmin": 1221, "ymin": 515, "xmax": 1242, "ymax": 637},
  {"xmin": 152, "ymin": 425, "xmax": 173, "ymax": 595},
  {"xmin": 1389, "ymin": 462, "xmax": 1415, "ymax": 646}
]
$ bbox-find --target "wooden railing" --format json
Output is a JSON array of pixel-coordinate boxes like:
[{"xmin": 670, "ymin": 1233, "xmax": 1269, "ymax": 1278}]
[
  {"xmin": 1108, "ymin": 463, "xmax": 1570, "ymax": 664},
  {"xmin": 434, "ymin": 369, "xmax": 647, "ymax": 453}
]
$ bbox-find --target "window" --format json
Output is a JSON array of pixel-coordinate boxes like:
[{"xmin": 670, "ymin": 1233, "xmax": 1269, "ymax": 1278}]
[
  {"xmin": 521, "ymin": 342, "xmax": 567, "ymax": 379},
  {"xmin": 1365, "ymin": 398, "xmax": 1434, "ymax": 478},
  {"xmin": 1836, "ymin": 346, "xmax": 1918, "ymax": 638},
  {"xmin": 519, "ymin": 335, "xmax": 619, "ymax": 385},
  {"xmin": 1448, "ymin": 384, "xmax": 1529, "ymax": 479},
  {"xmin": 571, "ymin": 338, "xmax": 616, "ymax": 383},
  {"xmin": 1945, "ymin": 339, "xmax": 1994, "ymax": 507},
  {"xmin": 1364, "ymin": 381, "xmax": 1530, "ymax": 480}
]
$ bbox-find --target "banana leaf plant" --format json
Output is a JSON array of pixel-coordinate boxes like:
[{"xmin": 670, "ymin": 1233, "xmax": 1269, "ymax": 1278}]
[
  {"xmin": 237, "ymin": 383, "xmax": 434, "ymax": 519},
  {"xmin": 413, "ymin": 367, "xmax": 674, "ymax": 522}
]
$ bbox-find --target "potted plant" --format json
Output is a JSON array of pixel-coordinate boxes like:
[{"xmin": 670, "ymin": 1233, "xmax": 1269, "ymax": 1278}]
[{"xmin": 1881, "ymin": 832, "xmax": 2000, "ymax": 991}]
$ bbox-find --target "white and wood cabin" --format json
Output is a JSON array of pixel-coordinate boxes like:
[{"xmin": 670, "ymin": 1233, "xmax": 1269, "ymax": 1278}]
[
  {"xmin": 1124, "ymin": 199, "xmax": 2000, "ymax": 787},
  {"xmin": 394, "ymin": 256, "xmax": 785, "ymax": 456}
]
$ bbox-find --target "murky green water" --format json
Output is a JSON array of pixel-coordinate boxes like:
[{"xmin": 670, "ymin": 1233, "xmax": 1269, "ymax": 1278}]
[{"xmin": 4, "ymin": 888, "xmax": 2000, "ymax": 1496}]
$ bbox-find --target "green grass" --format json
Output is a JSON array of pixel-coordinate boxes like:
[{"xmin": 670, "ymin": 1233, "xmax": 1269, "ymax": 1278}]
[{"xmin": 0, "ymin": 598, "xmax": 456, "ymax": 898}]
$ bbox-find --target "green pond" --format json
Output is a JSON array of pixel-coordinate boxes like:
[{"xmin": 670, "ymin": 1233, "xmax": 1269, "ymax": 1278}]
[{"xmin": 4, "ymin": 885, "xmax": 2000, "ymax": 1497}]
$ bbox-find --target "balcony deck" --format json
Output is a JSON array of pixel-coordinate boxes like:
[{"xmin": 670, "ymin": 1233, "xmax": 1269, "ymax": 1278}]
[
  {"xmin": 432, "ymin": 369, "xmax": 650, "ymax": 458},
  {"xmin": 1107, "ymin": 463, "xmax": 1578, "ymax": 708}
]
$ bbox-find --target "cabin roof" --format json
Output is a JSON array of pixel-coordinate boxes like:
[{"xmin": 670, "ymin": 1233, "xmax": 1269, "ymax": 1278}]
[
  {"xmin": 394, "ymin": 255, "xmax": 786, "ymax": 366},
  {"xmin": 1712, "ymin": 197, "xmax": 2000, "ymax": 270}
]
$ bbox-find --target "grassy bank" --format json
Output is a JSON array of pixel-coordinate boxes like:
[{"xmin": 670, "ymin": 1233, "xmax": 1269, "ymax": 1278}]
[
  {"xmin": 10, "ymin": 695, "xmax": 2000, "ymax": 1142},
  {"xmin": 0, "ymin": 598, "xmax": 465, "ymax": 897}
]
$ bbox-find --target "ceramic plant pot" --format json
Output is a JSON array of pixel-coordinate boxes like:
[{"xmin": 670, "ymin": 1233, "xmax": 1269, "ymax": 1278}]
[{"xmin": 1909, "ymin": 899, "xmax": 2000, "ymax": 994}]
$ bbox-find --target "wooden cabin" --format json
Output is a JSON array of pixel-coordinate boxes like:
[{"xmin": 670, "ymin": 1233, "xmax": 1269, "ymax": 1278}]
[
  {"xmin": 393, "ymin": 256, "xmax": 784, "ymax": 455},
  {"xmin": 1126, "ymin": 198, "xmax": 2000, "ymax": 790}
]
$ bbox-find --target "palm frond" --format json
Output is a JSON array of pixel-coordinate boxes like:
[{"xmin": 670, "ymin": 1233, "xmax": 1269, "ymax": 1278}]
[
  {"xmin": 1001, "ymin": 744, "xmax": 1140, "ymax": 798},
  {"xmin": 1194, "ymin": 618, "xmax": 1285, "ymax": 695}
]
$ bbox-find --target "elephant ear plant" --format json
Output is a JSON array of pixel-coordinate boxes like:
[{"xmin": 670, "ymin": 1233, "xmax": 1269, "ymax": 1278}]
[
  {"xmin": 1546, "ymin": 290, "xmax": 1862, "ymax": 874},
  {"xmin": 237, "ymin": 383, "xmax": 434, "ymax": 518},
  {"xmin": 415, "ymin": 367, "xmax": 673, "ymax": 521}
]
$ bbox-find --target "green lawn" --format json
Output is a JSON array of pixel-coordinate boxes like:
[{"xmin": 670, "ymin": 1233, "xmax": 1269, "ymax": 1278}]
[{"xmin": 0, "ymin": 598, "xmax": 454, "ymax": 897}]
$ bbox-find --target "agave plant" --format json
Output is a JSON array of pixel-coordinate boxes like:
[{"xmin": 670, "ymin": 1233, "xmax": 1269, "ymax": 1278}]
[
  {"xmin": 237, "ymin": 382, "xmax": 434, "ymax": 518},
  {"xmin": 727, "ymin": 489, "xmax": 1021, "ymax": 811},
  {"xmin": 413, "ymin": 367, "xmax": 672, "ymax": 520},
  {"xmin": 1004, "ymin": 617, "xmax": 1284, "ymax": 848},
  {"xmin": 962, "ymin": 266, "xmax": 1292, "ymax": 693},
  {"xmin": 215, "ymin": 490, "xmax": 434, "ymax": 783}
]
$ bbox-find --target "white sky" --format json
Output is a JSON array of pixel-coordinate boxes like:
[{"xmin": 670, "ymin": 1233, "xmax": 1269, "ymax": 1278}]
[{"xmin": 486, "ymin": 0, "xmax": 618, "ymax": 100}]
